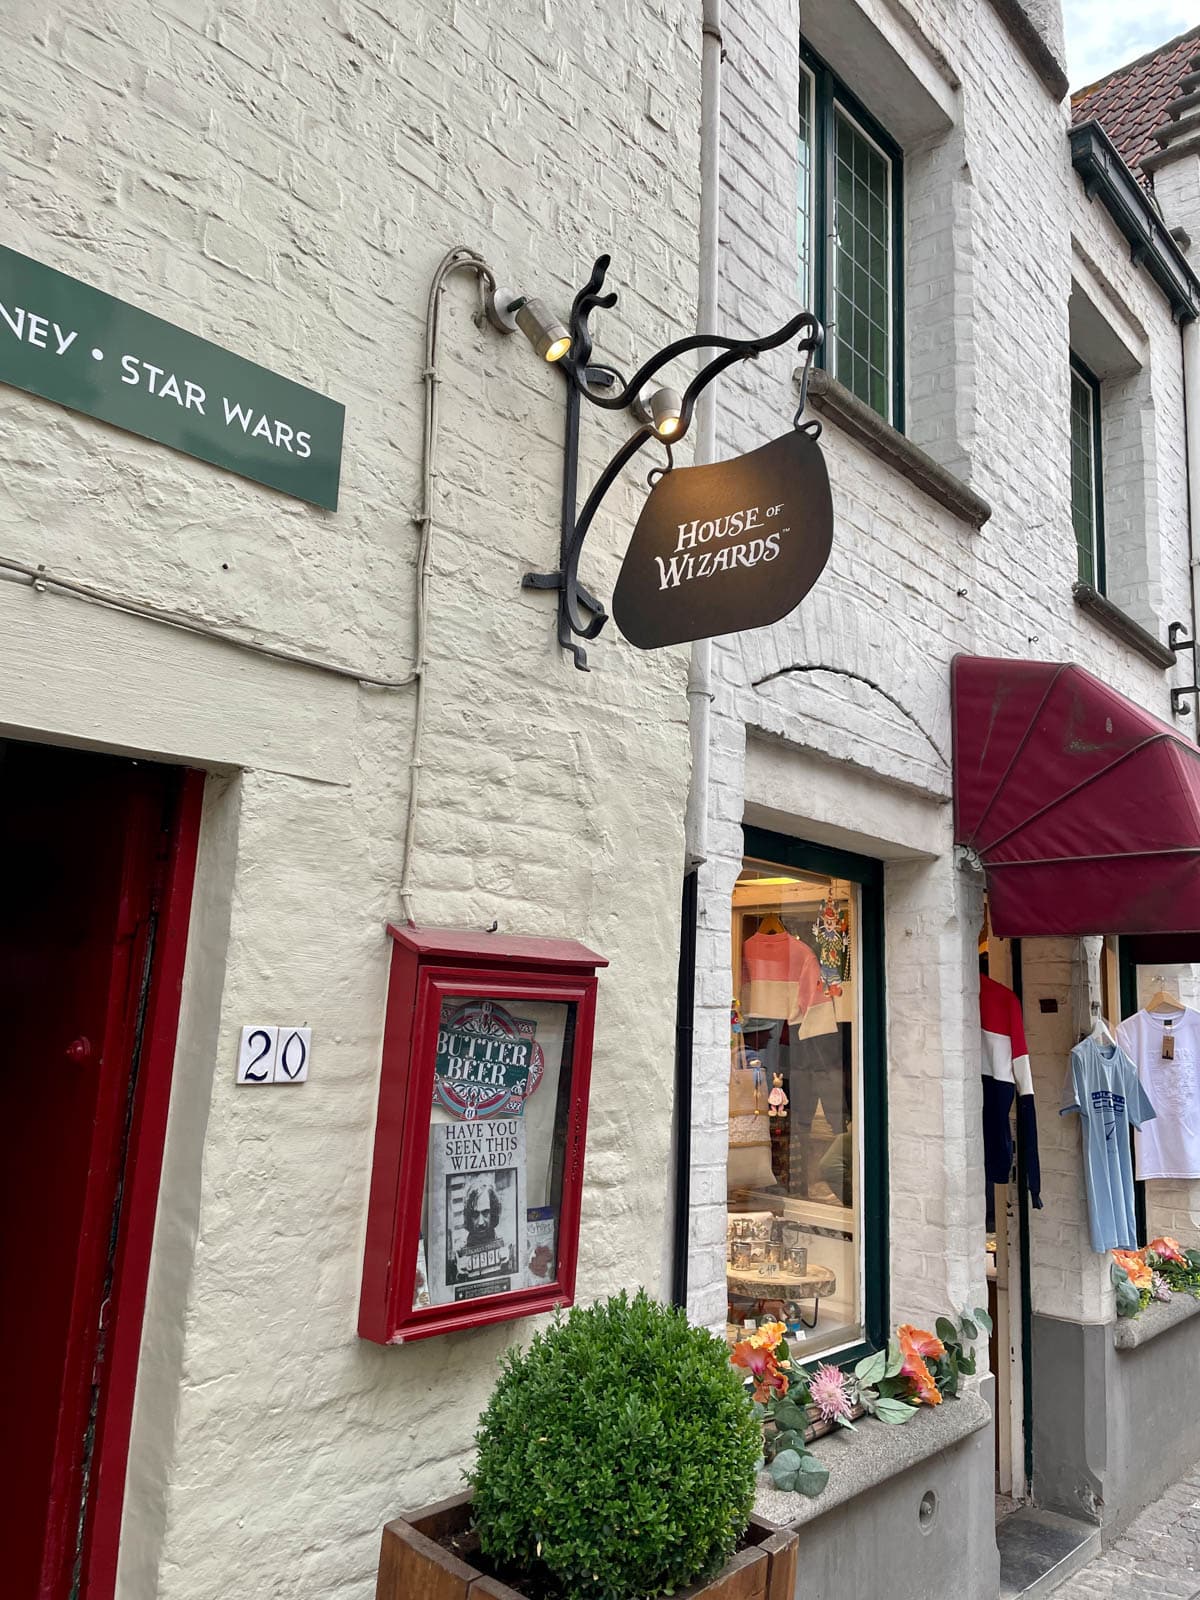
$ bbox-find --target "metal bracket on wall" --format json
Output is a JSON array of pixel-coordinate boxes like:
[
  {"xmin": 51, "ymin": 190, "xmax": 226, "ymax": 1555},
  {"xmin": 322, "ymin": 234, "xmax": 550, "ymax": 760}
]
[
  {"xmin": 1168, "ymin": 621, "xmax": 1199, "ymax": 715},
  {"xmin": 522, "ymin": 254, "xmax": 824, "ymax": 670}
]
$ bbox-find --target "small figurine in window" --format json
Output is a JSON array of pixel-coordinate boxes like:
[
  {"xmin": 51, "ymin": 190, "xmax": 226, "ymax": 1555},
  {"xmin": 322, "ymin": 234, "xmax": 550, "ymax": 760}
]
[
  {"xmin": 768, "ymin": 1072, "xmax": 789, "ymax": 1118},
  {"xmin": 813, "ymin": 895, "xmax": 849, "ymax": 997}
]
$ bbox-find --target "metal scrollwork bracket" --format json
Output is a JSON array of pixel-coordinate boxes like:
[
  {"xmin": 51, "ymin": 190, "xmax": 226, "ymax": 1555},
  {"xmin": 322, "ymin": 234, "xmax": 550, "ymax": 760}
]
[
  {"xmin": 522, "ymin": 254, "xmax": 824, "ymax": 670},
  {"xmin": 1169, "ymin": 621, "xmax": 1200, "ymax": 716}
]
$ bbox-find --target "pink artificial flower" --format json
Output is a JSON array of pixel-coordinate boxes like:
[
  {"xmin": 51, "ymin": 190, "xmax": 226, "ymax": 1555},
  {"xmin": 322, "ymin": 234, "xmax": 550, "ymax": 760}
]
[
  {"xmin": 808, "ymin": 1362, "xmax": 854, "ymax": 1424},
  {"xmin": 1148, "ymin": 1236, "xmax": 1187, "ymax": 1267}
]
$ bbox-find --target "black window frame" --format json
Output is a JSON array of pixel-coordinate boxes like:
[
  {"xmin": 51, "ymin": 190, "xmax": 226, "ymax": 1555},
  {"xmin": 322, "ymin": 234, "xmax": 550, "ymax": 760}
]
[
  {"xmin": 1069, "ymin": 353, "xmax": 1106, "ymax": 593},
  {"xmin": 741, "ymin": 825, "xmax": 890, "ymax": 1368},
  {"xmin": 800, "ymin": 39, "xmax": 905, "ymax": 431}
]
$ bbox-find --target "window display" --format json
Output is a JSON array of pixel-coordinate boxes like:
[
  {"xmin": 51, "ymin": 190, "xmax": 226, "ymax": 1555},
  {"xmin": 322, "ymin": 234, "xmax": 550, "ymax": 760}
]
[
  {"xmin": 424, "ymin": 995, "xmax": 572, "ymax": 1306},
  {"xmin": 359, "ymin": 928, "xmax": 604, "ymax": 1344},
  {"xmin": 727, "ymin": 850, "xmax": 877, "ymax": 1358}
]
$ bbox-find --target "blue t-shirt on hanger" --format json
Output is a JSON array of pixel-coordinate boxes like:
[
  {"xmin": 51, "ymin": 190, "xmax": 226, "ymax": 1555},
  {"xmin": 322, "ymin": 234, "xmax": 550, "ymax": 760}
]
[{"xmin": 1061, "ymin": 1035, "xmax": 1156, "ymax": 1253}]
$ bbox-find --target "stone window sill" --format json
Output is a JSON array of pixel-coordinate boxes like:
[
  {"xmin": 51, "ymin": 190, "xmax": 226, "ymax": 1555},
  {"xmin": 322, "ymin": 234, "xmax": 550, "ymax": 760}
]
[
  {"xmin": 1114, "ymin": 1291, "xmax": 1200, "ymax": 1350},
  {"xmin": 753, "ymin": 1388, "xmax": 990, "ymax": 1529},
  {"xmin": 1072, "ymin": 583, "xmax": 1176, "ymax": 670},
  {"xmin": 797, "ymin": 369, "xmax": 992, "ymax": 531}
]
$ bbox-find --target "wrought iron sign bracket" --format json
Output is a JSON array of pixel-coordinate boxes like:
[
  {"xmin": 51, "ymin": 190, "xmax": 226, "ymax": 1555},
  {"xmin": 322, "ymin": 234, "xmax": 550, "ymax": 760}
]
[
  {"xmin": 1169, "ymin": 620, "xmax": 1200, "ymax": 716},
  {"xmin": 522, "ymin": 254, "xmax": 824, "ymax": 670}
]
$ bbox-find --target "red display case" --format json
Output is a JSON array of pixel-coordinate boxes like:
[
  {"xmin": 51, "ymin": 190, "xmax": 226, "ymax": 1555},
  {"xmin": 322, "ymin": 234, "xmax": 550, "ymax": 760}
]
[{"xmin": 359, "ymin": 926, "xmax": 607, "ymax": 1343}]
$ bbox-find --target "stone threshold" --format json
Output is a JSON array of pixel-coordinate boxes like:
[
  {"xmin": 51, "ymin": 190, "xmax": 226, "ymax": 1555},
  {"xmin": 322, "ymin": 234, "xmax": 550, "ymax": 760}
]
[
  {"xmin": 997, "ymin": 1506, "xmax": 1100, "ymax": 1600},
  {"xmin": 1072, "ymin": 583, "xmax": 1176, "ymax": 670},
  {"xmin": 753, "ymin": 1388, "xmax": 990, "ymax": 1529},
  {"xmin": 1115, "ymin": 1289, "xmax": 1200, "ymax": 1350},
  {"xmin": 796, "ymin": 369, "xmax": 992, "ymax": 531}
]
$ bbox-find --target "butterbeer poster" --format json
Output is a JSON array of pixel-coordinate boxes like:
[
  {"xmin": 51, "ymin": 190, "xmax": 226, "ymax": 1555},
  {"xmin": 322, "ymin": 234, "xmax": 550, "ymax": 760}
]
[
  {"xmin": 428, "ymin": 1118, "xmax": 527, "ymax": 1304},
  {"xmin": 432, "ymin": 997, "xmax": 545, "ymax": 1119}
]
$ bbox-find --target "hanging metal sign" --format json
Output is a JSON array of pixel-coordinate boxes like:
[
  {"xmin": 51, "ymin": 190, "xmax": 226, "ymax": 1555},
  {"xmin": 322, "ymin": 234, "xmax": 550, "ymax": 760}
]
[
  {"xmin": 611, "ymin": 427, "xmax": 832, "ymax": 649},
  {"xmin": 0, "ymin": 244, "xmax": 343, "ymax": 509}
]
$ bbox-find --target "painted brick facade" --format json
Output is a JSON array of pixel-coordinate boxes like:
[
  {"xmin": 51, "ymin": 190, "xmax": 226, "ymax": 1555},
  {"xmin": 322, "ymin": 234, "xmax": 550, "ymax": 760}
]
[
  {"xmin": 691, "ymin": 0, "xmax": 1198, "ymax": 1366},
  {"xmin": 1, "ymin": 2, "xmax": 702, "ymax": 1595}
]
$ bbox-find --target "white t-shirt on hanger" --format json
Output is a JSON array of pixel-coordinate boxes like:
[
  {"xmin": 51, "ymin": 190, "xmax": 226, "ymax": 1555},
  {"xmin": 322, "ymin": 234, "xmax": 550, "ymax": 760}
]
[{"xmin": 1116, "ymin": 1008, "xmax": 1200, "ymax": 1180}]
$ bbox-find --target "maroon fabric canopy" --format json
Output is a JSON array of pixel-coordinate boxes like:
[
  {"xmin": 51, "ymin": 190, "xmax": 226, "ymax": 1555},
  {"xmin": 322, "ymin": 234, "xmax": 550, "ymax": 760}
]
[{"xmin": 952, "ymin": 656, "xmax": 1200, "ymax": 938}]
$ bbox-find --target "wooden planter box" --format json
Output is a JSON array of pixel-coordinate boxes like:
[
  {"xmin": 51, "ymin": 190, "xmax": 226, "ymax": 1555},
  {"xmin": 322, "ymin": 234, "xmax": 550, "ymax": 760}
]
[{"xmin": 377, "ymin": 1490, "xmax": 798, "ymax": 1600}]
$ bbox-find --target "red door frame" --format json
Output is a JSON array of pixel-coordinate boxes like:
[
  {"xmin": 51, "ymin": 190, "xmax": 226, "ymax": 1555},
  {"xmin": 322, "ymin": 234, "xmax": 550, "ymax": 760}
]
[{"xmin": 69, "ymin": 766, "xmax": 205, "ymax": 1598}]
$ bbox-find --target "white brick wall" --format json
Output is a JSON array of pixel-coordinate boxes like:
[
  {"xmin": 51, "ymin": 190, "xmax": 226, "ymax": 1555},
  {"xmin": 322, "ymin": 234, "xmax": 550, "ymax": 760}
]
[
  {"xmin": 1, "ymin": 3, "xmax": 703, "ymax": 1596},
  {"xmin": 691, "ymin": 0, "xmax": 1199, "ymax": 1362}
]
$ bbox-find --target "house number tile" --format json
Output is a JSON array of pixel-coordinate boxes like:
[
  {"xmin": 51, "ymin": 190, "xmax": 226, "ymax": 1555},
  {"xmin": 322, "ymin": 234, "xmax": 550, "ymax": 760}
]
[{"xmin": 237, "ymin": 1025, "xmax": 312, "ymax": 1084}]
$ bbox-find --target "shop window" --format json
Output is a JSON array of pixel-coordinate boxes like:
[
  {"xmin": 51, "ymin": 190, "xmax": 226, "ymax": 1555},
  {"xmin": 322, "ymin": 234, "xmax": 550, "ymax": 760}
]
[
  {"xmin": 727, "ymin": 829, "xmax": 887, "ymax": 1363},
  {"xmin": 799, "ymin": 44, "xmax": 904, "ymax": 427},
  {"xmin": 1070, "ymin": 354, "xmax": 1105, "ymax": 591}
]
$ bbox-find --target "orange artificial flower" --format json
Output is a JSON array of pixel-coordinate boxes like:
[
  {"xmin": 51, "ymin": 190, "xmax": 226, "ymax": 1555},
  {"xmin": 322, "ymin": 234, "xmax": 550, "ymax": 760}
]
[
  {"xmin": 1147, "ymin": 1236, "xmax": 1187, "ymax": 1266},
  {"xmin": 731, "ymin": 1334, "xmax": 789, "ymax": 1402},
  {"xmin": 896, "ymin": 1324, "xmax": 944, "ymax": 1407},
  {"xmin": 1112, "ymin": 1249, "xmax": 1152, "ymax": 1290},
  {"xmin": 746, "ymin": 1321, "xmax": 787, "ymax": 1351}
]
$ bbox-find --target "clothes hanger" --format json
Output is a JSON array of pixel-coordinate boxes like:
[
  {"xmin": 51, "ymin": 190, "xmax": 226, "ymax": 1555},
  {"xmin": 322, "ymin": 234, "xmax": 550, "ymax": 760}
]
[
  {"xmin": 757, "ymin": 912, "xmax": 788, "ymax": 936},
  {"xmin": 1088, "ymin": 1002, "xmax": 1116, "ymax": 1045},
  {"xmin": 1145, "ymin": 975, "xmax": 1185, "ymax": 1015}
]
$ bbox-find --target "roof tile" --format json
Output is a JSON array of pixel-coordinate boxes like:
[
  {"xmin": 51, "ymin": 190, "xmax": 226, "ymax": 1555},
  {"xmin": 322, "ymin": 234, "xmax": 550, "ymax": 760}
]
[{"xmin": 1071, "ymin": 26, "xmax": 1200, "ymax": 185}]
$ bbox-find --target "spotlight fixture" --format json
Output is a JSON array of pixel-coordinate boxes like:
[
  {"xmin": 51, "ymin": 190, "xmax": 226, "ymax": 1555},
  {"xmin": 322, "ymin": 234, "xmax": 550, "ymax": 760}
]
[
  {"xmin": 486, "ymin": 287, "xmax": 571, "ymax": 362},
  {"xmin": 649, "ymin": 386, "xmax": 683, "ymax": 438},
  {"xmin": 633, "ymin": 385, "xmax": 685, "ymax": 439}
]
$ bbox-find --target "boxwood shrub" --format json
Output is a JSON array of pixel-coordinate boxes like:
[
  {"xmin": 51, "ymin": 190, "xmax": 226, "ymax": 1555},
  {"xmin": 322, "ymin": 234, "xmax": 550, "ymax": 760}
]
[{"xmin": 469, "ymin": 1290, "xmax": 760, "ymax": 1600}]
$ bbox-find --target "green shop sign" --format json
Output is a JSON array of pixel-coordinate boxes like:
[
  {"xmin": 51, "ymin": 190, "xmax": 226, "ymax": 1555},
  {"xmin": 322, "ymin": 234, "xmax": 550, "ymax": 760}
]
[{"xmin": 0, "ymin": 244, "xmax": 343, "ymax": 509}]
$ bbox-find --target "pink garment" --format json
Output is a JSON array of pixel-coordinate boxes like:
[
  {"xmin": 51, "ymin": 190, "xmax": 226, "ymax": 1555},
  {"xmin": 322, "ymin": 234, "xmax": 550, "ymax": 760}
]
[{"xmin": 741, "ymin": 928, "xmax": 825, "ymax": 1023}]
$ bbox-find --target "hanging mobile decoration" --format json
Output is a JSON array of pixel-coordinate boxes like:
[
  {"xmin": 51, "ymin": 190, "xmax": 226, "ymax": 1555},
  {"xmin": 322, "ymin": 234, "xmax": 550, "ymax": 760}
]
[{"xmin": 813, "ymin": 894, "xmax": 849, "ymax": 997}]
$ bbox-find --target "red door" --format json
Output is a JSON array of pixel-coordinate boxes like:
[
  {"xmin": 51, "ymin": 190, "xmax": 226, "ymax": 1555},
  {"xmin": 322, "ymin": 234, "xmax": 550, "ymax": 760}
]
[{"xmin": 0, "ymin": 740, "xmax": 200, "ymax": 1600}]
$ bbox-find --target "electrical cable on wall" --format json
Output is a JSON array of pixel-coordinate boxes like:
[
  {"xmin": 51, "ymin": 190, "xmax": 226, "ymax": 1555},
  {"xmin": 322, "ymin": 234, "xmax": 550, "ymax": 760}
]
[
  {"xmin": 0, "ymin": 555, "xmax": 416, "ymax": 689},
  {"xmin": 399, "ymin": 246, "xmax": 498, "ymax": 927}
]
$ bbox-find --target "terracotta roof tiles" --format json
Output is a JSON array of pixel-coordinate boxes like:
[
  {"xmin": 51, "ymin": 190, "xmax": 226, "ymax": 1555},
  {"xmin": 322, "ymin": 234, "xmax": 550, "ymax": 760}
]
[{"xmin": 1071, "ymin": 25, "xmax": 1200, "ymax": 185}]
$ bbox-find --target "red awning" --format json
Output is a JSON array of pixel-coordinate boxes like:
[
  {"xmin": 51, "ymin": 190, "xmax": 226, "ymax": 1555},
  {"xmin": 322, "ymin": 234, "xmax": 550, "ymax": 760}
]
[{"xmin": 952, "ymin": 656, "xmax": 1200, "ymax": 938}]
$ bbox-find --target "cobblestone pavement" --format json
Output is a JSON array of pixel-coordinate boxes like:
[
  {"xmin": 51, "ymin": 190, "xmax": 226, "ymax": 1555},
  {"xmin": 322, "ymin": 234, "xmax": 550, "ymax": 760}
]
[{"xmin": 1052, "ymin": 1470, "xmax": 1200, "ymax": 1599}]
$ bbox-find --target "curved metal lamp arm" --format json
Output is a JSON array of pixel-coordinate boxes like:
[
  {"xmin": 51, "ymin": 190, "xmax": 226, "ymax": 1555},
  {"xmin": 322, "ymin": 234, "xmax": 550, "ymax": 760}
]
[{"xmin": 527, "ymin": 254, "xmax": 825, "ymax": 669}]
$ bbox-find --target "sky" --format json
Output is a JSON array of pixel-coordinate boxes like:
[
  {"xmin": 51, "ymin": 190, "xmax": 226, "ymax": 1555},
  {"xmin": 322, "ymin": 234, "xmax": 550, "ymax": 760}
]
[{"xmin": 1063, "ymin": 0, "xmax": 1198, "ymax": 90}]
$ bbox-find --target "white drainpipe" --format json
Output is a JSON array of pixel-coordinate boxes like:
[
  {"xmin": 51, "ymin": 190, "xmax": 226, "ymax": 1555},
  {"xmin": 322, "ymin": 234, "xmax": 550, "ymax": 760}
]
[
  {"xmin": 685, "ymin": 0, "xmax": 722, "ymax": 868},
  {"xmin": 1185, "ymin": 317, "xmax": 1200, "ymax": 714}
]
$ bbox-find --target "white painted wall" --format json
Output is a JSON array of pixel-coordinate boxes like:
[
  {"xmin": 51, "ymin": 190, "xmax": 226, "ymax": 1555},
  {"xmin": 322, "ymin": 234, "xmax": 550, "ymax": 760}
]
[
  {"xmin": 1, "ymin": 2, "xmax": 701, "ymax": 1595},
  {"xmin": 692, "ymin": 0, "xmax": 1197, "ymax": 1349}
]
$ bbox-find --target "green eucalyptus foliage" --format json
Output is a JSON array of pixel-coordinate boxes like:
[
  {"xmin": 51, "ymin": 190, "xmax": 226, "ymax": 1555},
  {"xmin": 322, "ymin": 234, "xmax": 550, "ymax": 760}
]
[
  {"xmin": 1111, "ymin": 1262, "xmax": 1145, "ymax": 1319},
  {"xmin": 469, "ymin": 1291, "xmax": 761, "ymax": 1600}
]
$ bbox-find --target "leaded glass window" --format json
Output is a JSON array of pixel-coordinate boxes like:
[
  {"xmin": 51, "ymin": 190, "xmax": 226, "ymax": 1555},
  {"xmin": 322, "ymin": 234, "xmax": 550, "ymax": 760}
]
[
  {"xmin": 832, "ymin": 110, "xmax": 892, "ymax": 418},
  {"xmin": 1070, "ymin": 358, "xmax": 1104, "ymax": 590},
  {"xmin": 799, "ymin": 43, "xmax": 903, "ymax": 427}
]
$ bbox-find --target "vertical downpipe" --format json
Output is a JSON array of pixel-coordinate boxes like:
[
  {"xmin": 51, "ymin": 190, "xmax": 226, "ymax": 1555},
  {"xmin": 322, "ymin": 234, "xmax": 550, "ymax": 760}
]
[
  {"xmin": 1183, "ymin": 318, "xmax": 1200, "ymax": 713},
  {"xmin": 672, "ymin": 0, "xmax": 723, "ymax": 1311}
]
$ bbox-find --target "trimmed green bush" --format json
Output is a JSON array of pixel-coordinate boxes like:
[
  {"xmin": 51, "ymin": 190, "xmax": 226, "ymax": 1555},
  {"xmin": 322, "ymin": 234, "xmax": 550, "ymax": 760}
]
[{"xmin": 469, "ymin": 1290, "xmax": 760, "ymax": 1600}]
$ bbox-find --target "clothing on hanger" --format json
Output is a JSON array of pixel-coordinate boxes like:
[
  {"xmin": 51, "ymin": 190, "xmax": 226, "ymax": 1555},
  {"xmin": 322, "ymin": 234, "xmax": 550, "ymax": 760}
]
[
  {"xmin": 1117, "ymin": 1006, "xmax": 1200, "ymax": 1180},
  {"xmin": 1087, "ymin": 1004, "xmax": 1117, "ymax": 1046},
  {"xmin": 980, "ymin": 974, "xmax": 1042, "ymax": 1229},
  {"xmin": 741, "ymin": 925, "xmax": 826, "ymax": 1023},
  {"xmin": 1144, "ymin": 982, "xmax": 1184, "ymax": 1015},
  {"xmin": 1062, "ymin": 1033, "xmax": 1155, "ymax": 1252}
]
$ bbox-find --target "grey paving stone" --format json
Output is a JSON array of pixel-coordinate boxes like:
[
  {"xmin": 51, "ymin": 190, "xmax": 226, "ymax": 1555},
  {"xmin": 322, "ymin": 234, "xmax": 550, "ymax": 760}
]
[{"xmin": 1047, "ymin": 1466, "xmax": 1200, "ymax": 1600}]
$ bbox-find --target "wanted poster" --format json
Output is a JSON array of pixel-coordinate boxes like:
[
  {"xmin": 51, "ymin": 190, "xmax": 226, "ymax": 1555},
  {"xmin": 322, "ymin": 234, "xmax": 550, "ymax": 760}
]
[{"xmin": 428, "ymin": 1117, "xmax": 526, "ymax": 1304}]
